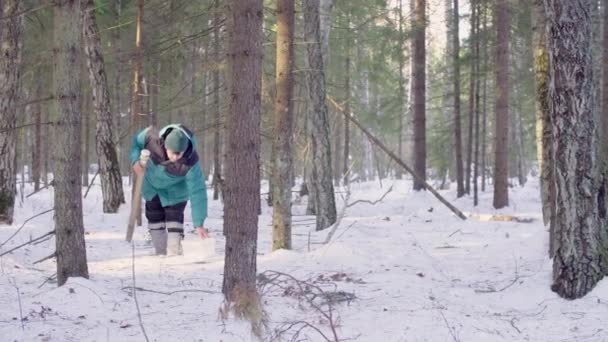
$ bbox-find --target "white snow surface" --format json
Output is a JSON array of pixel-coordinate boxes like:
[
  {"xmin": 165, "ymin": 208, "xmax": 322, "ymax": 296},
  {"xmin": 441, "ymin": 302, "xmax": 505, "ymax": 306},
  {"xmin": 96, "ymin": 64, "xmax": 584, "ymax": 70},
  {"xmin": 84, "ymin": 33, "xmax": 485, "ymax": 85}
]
[{"xmin": 1, "ymin": 176, "xmax": 607, "ymax": 342}]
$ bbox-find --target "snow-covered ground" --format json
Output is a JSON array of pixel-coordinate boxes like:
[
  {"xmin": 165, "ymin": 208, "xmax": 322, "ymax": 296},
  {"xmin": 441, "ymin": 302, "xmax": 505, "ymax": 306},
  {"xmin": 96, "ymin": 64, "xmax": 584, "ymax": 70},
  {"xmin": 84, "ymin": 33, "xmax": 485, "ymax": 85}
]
[{"xmin": 1, "ymin": 176, "xmax": 607, "ymax": 342}]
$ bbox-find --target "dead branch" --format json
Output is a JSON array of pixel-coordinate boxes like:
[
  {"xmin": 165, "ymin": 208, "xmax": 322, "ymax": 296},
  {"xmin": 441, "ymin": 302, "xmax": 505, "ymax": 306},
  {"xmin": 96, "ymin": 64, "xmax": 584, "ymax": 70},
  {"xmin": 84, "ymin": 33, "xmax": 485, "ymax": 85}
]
[
  {"xmin": 0, "ymin": 209, "xmax": 54, "ymax": 249},
  {"xmin": 439, "ymin": 309, "xmax": 460, "ymax": 342},
  {"xmin": 258, "ymin": 270, "xmax": 351, "ymax": 342},
  {"xmin": 38, "ymin": 273, "xmax": 57, "ymax": 289},
  {"xmin": 9, "ymin": 278, "xmax": 25, "ymax": 331},
  {"xmin": 83, "ymin": 170, "xmax": 100, "ymax": 199},
  {"xmin": 26, "ymin": 181, "xmax": 54, "ymax": 198},
  {"xmin": 328, "ymin": 96, "xmax": 467, "ymax": 220},
  {"xmin": 121, "ymin": 286, "xmax": 217, "ymax": 295},
  {"xmin": 346, "ymin": 185, "xmax": 393, "ymax": 208},
  {"xmin": 33, "ymin": 252, "xmax": 56, "ymax": 265},
  {"xmin": 0, "ymin": 230, "xmax": 55, "ymax": 258}
]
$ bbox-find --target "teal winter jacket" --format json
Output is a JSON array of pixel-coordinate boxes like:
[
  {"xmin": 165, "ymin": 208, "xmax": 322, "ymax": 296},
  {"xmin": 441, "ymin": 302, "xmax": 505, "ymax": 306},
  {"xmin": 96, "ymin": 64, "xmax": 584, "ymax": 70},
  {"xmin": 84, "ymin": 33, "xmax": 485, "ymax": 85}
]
[{"xmin": 130, "ymin": 124, "xmax": 208, "ymax": 227}]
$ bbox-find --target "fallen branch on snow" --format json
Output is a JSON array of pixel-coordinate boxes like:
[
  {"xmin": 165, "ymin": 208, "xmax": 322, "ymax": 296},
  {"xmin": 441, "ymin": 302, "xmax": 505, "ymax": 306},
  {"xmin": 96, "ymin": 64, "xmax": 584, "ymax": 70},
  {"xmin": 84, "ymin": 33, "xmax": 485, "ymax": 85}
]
[
  {"xmin": 0, "ymin": 230, "xmax": 55, "ymax": 258},
  {"xmin": 0, "ymin": 209, "xmax": 54, "ymax": 249},
  {"xmin": 346, "ymin": 185, "xmax": 393, "ymax": 208}
]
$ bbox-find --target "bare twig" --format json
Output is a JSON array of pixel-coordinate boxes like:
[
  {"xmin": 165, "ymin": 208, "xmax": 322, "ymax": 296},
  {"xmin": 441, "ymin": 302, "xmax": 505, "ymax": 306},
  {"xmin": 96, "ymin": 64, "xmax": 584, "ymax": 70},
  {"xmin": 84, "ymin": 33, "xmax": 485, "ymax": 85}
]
[
  {"xmin": 0, "ymin": 209, "xmax": 54, "ymax": 249},
  {"xmin": 38, "ymin": 273, "xmax": 57, "ymax": 289},
  {"xmin": 439, "ymin": 309, "xmax": 460, "ymax": 342},
  {"xmin": 83, "ymin": 170, "xmax": 100, "ymax": 198},
  {"xmin": 0, "ymin": 230, "xmax": 55, "ymax": 258},
  {"xmin": 346, "ymin": 185, "xmax": 393, "ymax": 208},
  {"xmin": 9, "ymin": 278, "xmax": 25, "ymax": 331},
  {"xmin": 474, "ymin": 261, "xmax": 521, "ymax": 293},
  {"xmin": 131, "ymin": 242, "xmax": 150, "ymax": 342},
  {"xmin": 121, "ymin": 286, "xmax": 217, "ymax": 295},
  {"xmin": 26, "ymin": 181, "xmax": 54, "ymax": 198},
  {"xmin": 448, "ymin": 229, "xmax": 462, "ymax": 237},
  {"xmin": 33, "ymin": 252, "xmax": 56, "ymax": 265},
  {"xmin": 258, "ymin": 270, "xmax": 350, "ymax": 342}
]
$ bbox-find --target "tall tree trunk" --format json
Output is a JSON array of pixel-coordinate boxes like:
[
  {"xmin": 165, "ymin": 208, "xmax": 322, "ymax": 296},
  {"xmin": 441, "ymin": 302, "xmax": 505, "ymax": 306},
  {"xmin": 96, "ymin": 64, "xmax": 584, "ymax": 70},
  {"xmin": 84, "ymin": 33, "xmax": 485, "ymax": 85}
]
[
  {"xmin": 32, "ymin": 68, "xmax": 43, "ymax": 192},
  {"xmin": 83, "ymin": 0, "xmax": 126, "ymax": 212},
  {"xmin": 131, "ymin": 0, "xmax": 144, "ymax": 224},
  {"xmin": 82, "ymin": 83, "xmax": 90, "ymax": 187},
  {"xmin": 112, "ymin": 0, "xmax": 126, "ymax": 176},
  {"xmin": 481, "ymin": 6, "xmax": 488, "ymax": 193},
  {"xmin": 212, "ymin": 0, "xmax": 223, "ymax": 201},
  {"xmin": 272, "ymin": 0, "xmax": 295, "ymax": 251},
  {"xmin": 223, "ymin": 0, "xmax": 263, "ymax": 309},
  {"xmin": 396, "ymin": 0, "xmax": 405, "ymax": 180},
  {"xmin": 465, "ymin": 0, "xmax": 476, "ymax": 195},
  {"xmin": 473, "ymin": 0, "xmax": 481, "ymax": 206},
  {"xmin": 545, "ymin": 0, "xmax": 608, "ymax": 299},
  {"xmin": 343, "ymin": 30, "xmax": 351, "ymax": 185},
  {"xmin": 332, "ymin": 107, "xmax": 342, "ymax": 184},
  {"xmin": 412, "ymin": 0, "xmax": 426, "ymax": 191},
  {"xmin": 453, "ymin": 0, "xmax": 464, "ymax": 196},
  {"xmin": 0, "ymin": 0, "xmax": 23, "ymax": 224},
  {"xmin": 493, "ymin": 0, "xmax": 509, "ymax": 209},
  {"xmin": 53, "ymin": 0, "xmax": 89, "ymax": 287},
  {"xmin": 303, "ymin": 0, "xmax": 337, "ymax": 230},
  {"xmin": 319, "ymin": 0, "xmax": 334, "ymax": 66}
]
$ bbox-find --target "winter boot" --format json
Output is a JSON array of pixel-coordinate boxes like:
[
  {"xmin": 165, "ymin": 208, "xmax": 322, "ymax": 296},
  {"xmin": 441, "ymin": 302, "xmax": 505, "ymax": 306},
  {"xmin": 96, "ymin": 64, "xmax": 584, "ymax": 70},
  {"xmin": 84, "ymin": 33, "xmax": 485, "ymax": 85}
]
[
  {"xmin": 167, "ymin": 232, "xmax": 184, "ymax": 256},
  {"xmin": 149, "ymin": 229, "xmax": 168, "ymax": 255}
]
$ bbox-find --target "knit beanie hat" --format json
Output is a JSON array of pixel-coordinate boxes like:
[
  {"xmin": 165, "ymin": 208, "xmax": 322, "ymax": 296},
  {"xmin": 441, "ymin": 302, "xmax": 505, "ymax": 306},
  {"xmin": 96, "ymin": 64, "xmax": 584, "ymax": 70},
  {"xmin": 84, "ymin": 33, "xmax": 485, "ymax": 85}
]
[{"xmin": 164, "ymin": 129, "xmax": 189, "ymax": 152}]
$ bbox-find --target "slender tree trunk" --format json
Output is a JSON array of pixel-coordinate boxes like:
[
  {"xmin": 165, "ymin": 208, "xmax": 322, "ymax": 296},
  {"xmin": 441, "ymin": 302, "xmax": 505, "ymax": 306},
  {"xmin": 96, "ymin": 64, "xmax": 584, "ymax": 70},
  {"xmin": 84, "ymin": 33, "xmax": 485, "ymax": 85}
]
[
  {"xmin": 83, "ymin": 0, "xmax": 126, "ymax": 212},
  {"xmin": 53, "ymin": 0, "xmax": 89, "ymax": 286},
  {"xmin": 0, "ymin": 0, "xmax": 23, "ymax": 224},
  {"xmin": 465, "ymin": 0, "xmax": 476, "ymax": 195},
  {"xmin": 82, "ymin": 84, "xmax": 90, "ymax": 187},
  {"xmin": 112, "ymin": 0, "xmax": 125, "ymax": 176},
  {"xmin": 412, "ymin": 0, "xmax": 426, "ymax": 191},
  {"xmin": 481, "ymin": 3, "xmax": 488, "ymax": 193},
  {"xmin": 222, "ymin": 0, "xmax": 263, "ymax": 306},
  {"xmin": 212, "ymin": 0, "xmax": 223, "ymax": 201},
  {"xmin": 473, "ymin": 1, "xmax": 481, "ymax": 206},
  {"xmin": 332, "ymin": 107, "xmax": 342, "ymax": 184},
  {"xmin": 272, "ymin": 0, "xmax": 295, "ymax": 251},
  {"xmin": 545, "ymin": 0, "xmax": 608, "ymax": 299},
  {"xmin": 343, "ymin": 32, "xmax": 351, "ymax": 185},
  {"xmin": 131, "ymin": 0, "xmax": 144, "ymax": 224},
  {"xmin": 396, "ymin": 0, "xmax": 405, "ymax": 180},
  {"xmin": 493, "ymin": 0, "xmax": 509, "ymax": 209},
  {"xmin": 32, "ymin": 68, "xmax": 43, "ymax": 192},
  {"xmin": 303, "ymin": 0, "xmax": 337, "ymax": 230},
  {"xmin": 453, "ymin": 0, "xmax": 465, "ymax": 196}
]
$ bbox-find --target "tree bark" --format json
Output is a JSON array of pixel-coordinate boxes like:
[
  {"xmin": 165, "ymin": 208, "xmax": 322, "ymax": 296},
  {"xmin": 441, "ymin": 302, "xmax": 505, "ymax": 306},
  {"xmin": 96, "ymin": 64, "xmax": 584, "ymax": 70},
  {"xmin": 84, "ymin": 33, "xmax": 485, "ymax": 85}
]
[
  {"xmin": 131, "ymin": 0, "xmax": 145, "ymax": 225},
  {"xmin": 453, "ymin": 0, "xmax": 464, "ymax": 197},
  {"xmin": 465, "ymin": 0, "xmax": 477, "ymax": 195},
  {"xmin": 343, "ymin": 27, "xmax": 351, "ymax": 185},
  {"xmin": 473, "ymin": 0, "xmax": 481, "ymax": 206},
  {"xmin": 396, "ymin": 0, "xmax": 405, "ymax": 180},
  {"xmin": 303, "ymin": 0, "xmax": 337, "ymax": 230},
  {"xmin": 412, "ymin": 0, "xmax": 426, "ymax": 191},
  {"xmin": 222, "ymin": 0, "xmax": 263, "ymax": 303},
  {"xmin": 32, "ymin": 67, "xmax": 43, "ymax": 192},
  {"xmin": 0, "ymin": 0, "xmax": 23, "ymax": 224},
  {"xmin": 272, "ymin": 0, "xmax": 295, "ymax": 251},
  {"xmin": 212, "ymin": 0, "xmax": 223, "ymax": 201},
  {"xmin": 82, "ymin": 0, "xmax": 126, "ymax": 212},
  {"xmin": 53, "ymin": 0, "xmax": 89, "ymax": 286},
  {"xmin": 545, "ymin": 0, "xmax": 608, "ymax": 299},
  {"xmin": 493, "ymin": 0, "xmax": 509, "ymax": 209}
]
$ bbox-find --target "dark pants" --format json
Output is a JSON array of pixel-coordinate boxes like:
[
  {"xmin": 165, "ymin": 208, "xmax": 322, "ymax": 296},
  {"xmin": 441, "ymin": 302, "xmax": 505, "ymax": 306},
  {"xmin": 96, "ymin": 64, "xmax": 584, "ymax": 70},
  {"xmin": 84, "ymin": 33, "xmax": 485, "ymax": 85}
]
[{"xmin": 145, "ymin": 195, "xmax": 187, "ymax": 235}]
